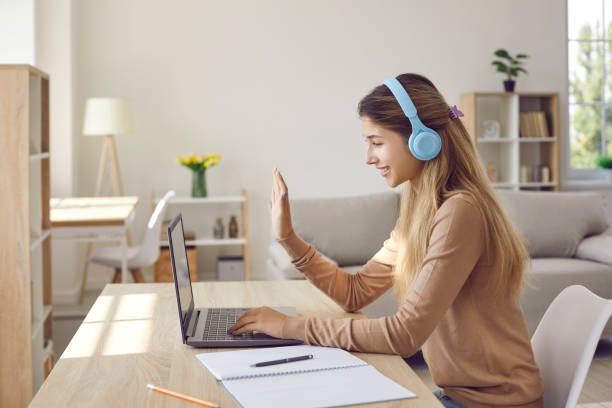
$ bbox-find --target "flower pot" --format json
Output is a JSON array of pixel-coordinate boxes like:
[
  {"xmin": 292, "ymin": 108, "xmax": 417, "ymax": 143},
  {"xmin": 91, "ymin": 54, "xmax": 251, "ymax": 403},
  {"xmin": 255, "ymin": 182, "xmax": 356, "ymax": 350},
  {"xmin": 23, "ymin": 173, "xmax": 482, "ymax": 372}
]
[
  {"xmin": 503, "ymin": 80, "xmax": 516, "ymax": 92},
  {"xmin": 191, "ymin": 169, "xmax": 207, "ymax": 197}
]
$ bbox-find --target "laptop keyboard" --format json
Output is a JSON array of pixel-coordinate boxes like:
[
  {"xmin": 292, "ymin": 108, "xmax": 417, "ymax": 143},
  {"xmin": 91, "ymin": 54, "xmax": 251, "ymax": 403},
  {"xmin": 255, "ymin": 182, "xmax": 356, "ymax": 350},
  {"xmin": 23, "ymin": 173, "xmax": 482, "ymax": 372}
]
[{"xmin": 203, "ymin": 308, "xmax": 255, "ymax": 341}]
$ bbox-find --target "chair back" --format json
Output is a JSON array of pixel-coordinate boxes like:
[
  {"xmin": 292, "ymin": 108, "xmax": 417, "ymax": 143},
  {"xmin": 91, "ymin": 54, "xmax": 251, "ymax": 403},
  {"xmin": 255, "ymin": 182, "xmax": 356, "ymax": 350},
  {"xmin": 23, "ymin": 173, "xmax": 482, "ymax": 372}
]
[
  {"xmin": 130, "ymin": 190, "xmax": 175, "ymax": 266},
  {"xmin": 531, "ymin": 285, "xmax": 612, "ymax": 408}
]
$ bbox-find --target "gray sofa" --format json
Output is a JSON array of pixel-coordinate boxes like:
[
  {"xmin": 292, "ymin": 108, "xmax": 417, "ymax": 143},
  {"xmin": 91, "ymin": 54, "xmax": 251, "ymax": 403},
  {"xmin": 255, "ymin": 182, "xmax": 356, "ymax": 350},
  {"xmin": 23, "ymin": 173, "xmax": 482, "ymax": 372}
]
[{"xmin": 267, "ymin": 190, "xmax": 612, "ymax": 338}]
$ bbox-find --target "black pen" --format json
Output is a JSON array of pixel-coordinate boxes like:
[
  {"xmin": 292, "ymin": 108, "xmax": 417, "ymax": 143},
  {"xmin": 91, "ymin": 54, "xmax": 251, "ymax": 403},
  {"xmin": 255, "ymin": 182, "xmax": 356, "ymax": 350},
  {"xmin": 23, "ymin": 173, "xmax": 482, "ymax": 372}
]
[{"xmin": 252, "ymin": 354, "xmax": 313, "ymax": 367}]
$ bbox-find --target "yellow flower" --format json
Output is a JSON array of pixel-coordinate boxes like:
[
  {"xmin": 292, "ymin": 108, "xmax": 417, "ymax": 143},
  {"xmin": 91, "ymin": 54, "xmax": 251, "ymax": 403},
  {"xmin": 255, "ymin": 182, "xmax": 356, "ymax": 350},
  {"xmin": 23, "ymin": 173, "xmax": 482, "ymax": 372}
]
[{"xmin": 177, "ymin": 152, "xmax": 221, "ymax": 170}]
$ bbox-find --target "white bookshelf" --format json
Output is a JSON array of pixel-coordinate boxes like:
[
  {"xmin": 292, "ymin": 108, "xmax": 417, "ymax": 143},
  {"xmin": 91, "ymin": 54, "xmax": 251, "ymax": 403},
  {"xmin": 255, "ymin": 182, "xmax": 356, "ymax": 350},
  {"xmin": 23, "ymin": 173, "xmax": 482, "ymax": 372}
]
[
  {"xmin": 0, "ymin": 65, "xmax": 53, "ymax": 406},
  {"xmin": 461, "ymin": 92, "xmax": 560, "ymax": 191},
  {"xmin": 154, "ymin": 190, "xmax": 251, "ymax": 279}
]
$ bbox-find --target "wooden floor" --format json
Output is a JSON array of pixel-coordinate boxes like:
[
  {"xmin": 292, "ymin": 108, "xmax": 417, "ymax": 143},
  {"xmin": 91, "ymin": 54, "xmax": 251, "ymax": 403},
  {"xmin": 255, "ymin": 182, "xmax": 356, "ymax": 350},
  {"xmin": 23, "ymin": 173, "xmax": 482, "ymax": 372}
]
[{"xmin": 407, "ymin": 339, "xmax": 612, "ymax": 407}]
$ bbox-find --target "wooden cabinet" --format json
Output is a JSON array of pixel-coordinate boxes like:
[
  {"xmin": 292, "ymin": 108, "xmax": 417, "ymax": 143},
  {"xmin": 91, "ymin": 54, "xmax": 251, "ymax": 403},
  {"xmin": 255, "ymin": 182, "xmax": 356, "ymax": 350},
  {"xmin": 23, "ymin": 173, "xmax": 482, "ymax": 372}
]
[
  {"xmin": 0, "ymin": 65, "xmax": 53, "ymax": 406},
  {"xmin": 460, "ymin": 92, "xmax": 559, "ymax": 191}
]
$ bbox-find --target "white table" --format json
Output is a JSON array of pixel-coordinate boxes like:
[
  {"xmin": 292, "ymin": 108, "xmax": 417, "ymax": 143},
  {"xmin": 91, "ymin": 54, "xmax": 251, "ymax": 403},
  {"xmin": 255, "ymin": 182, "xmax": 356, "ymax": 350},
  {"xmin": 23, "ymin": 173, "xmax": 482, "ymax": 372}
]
[{"xmin": 50, "ymin": 196, "xmax": 139, "ymax": 284}]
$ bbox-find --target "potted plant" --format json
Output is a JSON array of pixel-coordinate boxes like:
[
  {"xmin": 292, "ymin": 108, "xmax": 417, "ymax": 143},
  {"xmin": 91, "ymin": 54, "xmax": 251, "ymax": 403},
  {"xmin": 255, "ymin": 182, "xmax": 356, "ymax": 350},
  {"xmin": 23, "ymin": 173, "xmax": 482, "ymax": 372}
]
[
  {"xmin": 177, "ymin": 153, "xmax": 222, "ymax": 197},
  {"xmin": 491, "ymin": 49, "xmax": 529, "ymax": 92},
  {"xmin": 596, "ymin": 156, "xmax": 612, "ymax": 179}
]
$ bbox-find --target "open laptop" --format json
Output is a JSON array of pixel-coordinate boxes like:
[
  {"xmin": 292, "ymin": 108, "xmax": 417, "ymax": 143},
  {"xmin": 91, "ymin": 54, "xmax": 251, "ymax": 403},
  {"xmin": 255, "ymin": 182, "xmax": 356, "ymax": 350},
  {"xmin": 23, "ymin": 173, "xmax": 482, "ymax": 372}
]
[{"xmin": 168, "ymin": 213, "xmax": 303, "ymax": 347}]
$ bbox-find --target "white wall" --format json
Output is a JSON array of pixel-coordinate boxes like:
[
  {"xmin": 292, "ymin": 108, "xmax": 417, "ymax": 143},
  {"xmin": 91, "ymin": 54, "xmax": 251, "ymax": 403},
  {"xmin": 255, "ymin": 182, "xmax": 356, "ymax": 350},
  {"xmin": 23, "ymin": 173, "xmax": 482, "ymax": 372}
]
[
  {"xmin": 34, "ymin": 0, "xmax": 77, "ymax": 303},
  {"xmin": 60, "ymin": 0, "xmax": 567, "ymax": 295},
  {"xmin": 35, "ymin": 0, "xmax": 75, "ymax": 198},
  {"xmin": 0, "ymin": 0, "xmax": 35, "ymax": 63}
]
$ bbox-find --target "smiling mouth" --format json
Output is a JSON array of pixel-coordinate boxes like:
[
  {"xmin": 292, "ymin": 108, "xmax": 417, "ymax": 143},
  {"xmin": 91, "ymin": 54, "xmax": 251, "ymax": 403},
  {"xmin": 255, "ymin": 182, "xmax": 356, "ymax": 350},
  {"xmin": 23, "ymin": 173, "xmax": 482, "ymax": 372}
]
[{"xmin": 378, "ymin": 166, "xmax": 390, "ymax": 177}]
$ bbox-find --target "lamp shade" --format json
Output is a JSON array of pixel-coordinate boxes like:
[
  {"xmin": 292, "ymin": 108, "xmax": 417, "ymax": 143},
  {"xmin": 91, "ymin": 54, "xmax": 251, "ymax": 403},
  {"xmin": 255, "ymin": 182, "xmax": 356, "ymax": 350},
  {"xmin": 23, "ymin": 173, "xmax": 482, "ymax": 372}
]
[{"xmin": 82, "ymin": 98, "xmax": 132, "ymax": 136}]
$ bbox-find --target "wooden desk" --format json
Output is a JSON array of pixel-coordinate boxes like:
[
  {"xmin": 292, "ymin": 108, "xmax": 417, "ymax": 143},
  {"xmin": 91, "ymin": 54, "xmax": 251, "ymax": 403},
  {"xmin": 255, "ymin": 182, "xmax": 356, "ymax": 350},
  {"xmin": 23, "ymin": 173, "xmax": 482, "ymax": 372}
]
[
  {"xmin": 50, "ymin": 196, "xmax": 139, "ymax": 283},
  {"xmin": 30, "ymin": 281, "xmax": 442, "ymax": 407}
]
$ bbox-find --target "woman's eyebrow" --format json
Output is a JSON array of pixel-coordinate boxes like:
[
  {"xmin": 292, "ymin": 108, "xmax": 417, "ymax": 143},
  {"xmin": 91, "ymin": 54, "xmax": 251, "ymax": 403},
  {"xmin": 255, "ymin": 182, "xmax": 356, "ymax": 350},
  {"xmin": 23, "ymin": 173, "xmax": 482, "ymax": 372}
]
[{"xmin": 365, "ymin": 135, "xmax": 383, "ymax": 139}]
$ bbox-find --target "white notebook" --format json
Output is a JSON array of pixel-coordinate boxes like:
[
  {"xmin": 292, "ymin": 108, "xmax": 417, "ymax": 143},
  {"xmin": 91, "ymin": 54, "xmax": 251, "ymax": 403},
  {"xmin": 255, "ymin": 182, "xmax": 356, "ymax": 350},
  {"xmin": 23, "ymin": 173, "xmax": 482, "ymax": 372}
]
[{"xmin": 196, "ymin": 345, "xmax": 416, "ymax": 408}]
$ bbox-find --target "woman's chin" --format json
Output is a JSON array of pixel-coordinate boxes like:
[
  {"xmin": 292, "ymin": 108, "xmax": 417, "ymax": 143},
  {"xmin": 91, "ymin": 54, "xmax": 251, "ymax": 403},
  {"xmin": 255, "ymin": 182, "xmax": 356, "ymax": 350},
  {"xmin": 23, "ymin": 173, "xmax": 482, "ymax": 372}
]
[{"xmin": 385, "ymin": 177, "xmax": 400, "ymax": 188}]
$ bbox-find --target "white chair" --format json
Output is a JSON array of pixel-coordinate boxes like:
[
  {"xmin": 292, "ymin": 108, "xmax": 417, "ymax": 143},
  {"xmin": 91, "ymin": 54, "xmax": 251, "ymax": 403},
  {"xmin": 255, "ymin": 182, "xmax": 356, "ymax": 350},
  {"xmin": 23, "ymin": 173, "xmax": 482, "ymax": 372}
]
[
  {"xmin": 86, "ymin": 190, "xmax": 176, "ymax": 285},
  {"xmin": 531, "ymin": 285, "xmax": 612, "ymax": 408}
]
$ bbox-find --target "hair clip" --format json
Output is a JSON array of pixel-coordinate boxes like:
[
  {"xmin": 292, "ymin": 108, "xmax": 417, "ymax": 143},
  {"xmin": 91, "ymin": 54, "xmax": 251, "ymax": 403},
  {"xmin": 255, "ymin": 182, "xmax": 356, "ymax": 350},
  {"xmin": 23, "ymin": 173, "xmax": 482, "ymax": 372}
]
[{"xmin": 449, "ymin": 105, "xmax": 464, "ymax": 119}]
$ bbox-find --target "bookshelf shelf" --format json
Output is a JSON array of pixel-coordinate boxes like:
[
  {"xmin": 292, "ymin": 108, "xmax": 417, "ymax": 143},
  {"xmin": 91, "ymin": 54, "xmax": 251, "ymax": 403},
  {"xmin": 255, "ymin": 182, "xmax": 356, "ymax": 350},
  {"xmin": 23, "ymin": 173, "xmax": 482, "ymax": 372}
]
[
  {"xmin": 30, "ymin": 229, "xmax": 51, "ymax": 252},
  {"xmin": 29, "ymin": 152, "xmax": 50, "ymax": 161}
]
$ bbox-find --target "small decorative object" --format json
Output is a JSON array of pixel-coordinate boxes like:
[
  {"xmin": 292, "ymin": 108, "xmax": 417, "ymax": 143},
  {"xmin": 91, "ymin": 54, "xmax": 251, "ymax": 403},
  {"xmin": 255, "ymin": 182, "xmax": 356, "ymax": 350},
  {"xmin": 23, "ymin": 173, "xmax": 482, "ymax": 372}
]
[
  {"xmin": 486, "ymin": 162, "xmax": 498, "ymax": 182},
  {"xmin": 481, "ymin": 120, "xmax": 500, "ymax": 139},
  {"xmin": 491, "ymin": 49, "xmax": 529, "ymax": 92},
  {"xmin": 213, "ymin": 216, "xmax": 225, "ymax": 239},
  {"xmin": 228, "ymin": 215, "xmax": 239, "ymax": 238},
  {"xmin": 449, "ymin": 105, "xmax": 464, "ymax": 119},
  {"xmin": 541, "ymin": 166, "xmax": 550, "ymax": 183},
  {"xmin": 176, "ymin": 153, "xmax": 221, "ymax": 197},
  {"xmin": 520, "ymin": 165, "xmax": 531, "ymax": 183}
]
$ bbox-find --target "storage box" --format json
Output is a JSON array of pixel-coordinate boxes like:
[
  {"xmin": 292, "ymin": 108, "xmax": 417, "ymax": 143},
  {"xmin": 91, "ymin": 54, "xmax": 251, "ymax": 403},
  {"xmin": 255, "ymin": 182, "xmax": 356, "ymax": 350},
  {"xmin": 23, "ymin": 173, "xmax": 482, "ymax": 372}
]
[
  {"xmin": 217, "ymin": 256, "xmax": 245, "ymax": 281},
  {"xmin": 154, "ymin": 231, "xmax": 198, "ymax": 282}
]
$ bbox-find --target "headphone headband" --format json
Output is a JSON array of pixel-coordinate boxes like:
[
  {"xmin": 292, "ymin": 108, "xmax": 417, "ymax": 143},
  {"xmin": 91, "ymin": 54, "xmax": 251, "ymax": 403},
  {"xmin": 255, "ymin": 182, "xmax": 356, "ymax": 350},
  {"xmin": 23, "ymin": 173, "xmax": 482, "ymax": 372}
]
[{"xmin": 382, "ymin": 78, "xmax": 417, "ymax": 119}]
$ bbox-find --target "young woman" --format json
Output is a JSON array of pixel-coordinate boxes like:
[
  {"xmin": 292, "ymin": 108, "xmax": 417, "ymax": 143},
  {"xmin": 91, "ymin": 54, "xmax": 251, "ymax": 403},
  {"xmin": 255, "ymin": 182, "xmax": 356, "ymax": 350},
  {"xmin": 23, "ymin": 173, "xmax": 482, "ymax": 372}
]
[{"xmin": 229, "ymin": 73, "xmax": 544, "ymax": 408}]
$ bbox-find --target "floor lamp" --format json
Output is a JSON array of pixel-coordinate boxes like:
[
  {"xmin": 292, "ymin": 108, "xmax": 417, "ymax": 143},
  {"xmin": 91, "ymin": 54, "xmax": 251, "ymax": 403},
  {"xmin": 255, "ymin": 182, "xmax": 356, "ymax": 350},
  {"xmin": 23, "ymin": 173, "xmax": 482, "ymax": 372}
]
[
  {"xmin": 82, "ymin": 98, "xmax": 132, "ymax": 196},
  {"xmin": 80, "ymin": 98, "xmax": 133, "ymax": 302}
]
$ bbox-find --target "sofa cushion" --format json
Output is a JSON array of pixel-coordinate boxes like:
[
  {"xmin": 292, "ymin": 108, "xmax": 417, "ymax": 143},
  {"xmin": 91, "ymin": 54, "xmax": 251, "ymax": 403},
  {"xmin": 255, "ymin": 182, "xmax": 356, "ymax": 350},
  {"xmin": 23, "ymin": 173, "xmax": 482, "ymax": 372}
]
[
  {"xmin": 576, "ymin": 234, "xmax": 612, "ymax": 265},
  {"xmin": 497, "ymin": 191, "xmax": 608, "ymax": 257},
  {"xmin": 290, "ymin": 192, "xmax": 399, "ymax": 266},
  {"xmin": 520, "ymin": 257, "xmax": 612, "ymax": 337}
]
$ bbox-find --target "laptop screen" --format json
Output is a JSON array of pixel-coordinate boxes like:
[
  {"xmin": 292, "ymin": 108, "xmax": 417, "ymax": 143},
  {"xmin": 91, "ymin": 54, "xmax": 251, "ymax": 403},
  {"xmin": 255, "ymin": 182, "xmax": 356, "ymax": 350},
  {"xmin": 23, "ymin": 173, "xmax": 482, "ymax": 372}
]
[{"xmin": 168, "ymin": 214, "xmax": 195, "ymax": 339}]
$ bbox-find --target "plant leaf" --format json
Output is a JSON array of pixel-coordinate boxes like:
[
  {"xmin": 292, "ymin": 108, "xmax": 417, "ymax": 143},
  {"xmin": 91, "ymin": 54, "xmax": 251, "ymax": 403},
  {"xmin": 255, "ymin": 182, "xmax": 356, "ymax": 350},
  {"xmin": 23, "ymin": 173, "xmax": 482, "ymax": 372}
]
[
  {"xmin": 494, "ymin": 49, "xmax": 511, "ymax": 60},
  {"xmin": 516, "ymin": 54, "xmax": 529, "ymax": 59}
]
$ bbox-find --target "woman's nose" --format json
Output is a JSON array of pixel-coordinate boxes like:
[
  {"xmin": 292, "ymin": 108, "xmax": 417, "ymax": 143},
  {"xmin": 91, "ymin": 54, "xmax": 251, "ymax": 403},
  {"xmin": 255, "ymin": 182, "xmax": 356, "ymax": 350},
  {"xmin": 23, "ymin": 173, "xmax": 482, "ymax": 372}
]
[{"xmin": 365, "ymin": 152, "xmax": 377, "ymax": 166}]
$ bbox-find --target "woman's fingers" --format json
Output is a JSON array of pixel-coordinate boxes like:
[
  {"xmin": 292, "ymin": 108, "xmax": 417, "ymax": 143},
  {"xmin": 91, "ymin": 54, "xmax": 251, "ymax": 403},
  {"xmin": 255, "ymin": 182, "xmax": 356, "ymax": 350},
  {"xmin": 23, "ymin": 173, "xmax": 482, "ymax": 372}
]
[
  {"xmin": 277, "ymin": 170, "xmax": 289, "ymax": 195},
  {"xmin": 229, "ymin": 311, "xmax": 257, "ymax": 334},
  {"xmin": 272, "ymin": 168, "xmax": 279, "ymax": 202},
  {"xmin": 274, "ymin": 168, "xmax": 283, "ymax": 198},
  {"xmin": 272, "ymin": 168, "xmax": 289, "ymax": 207},
  {"xmin": 232, "ymin": 323, "xmax": 257, "ymax": 336}
]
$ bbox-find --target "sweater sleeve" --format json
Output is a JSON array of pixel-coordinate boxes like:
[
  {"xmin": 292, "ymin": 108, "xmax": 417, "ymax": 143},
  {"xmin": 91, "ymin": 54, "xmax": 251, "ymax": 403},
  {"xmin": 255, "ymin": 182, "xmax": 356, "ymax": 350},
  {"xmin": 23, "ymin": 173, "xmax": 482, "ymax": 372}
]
[
  {"xmin": 277, "ymin": 231, "xmax": 395, "ymax": 313},
  {"xmin": 282, "ymin": 196, "xmax": 484, "ymax": 357}
]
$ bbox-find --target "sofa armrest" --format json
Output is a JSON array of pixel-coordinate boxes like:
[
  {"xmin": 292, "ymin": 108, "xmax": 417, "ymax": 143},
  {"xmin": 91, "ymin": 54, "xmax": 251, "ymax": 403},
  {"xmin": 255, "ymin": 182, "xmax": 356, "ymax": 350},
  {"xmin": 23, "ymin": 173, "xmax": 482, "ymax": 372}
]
[
  {"xmin": 575, "ymin": 234, "xmax": 612, "ymax": 265},
  {"xmin": 267, "ymin": 241, "xmax": 338, "ymax": 280}
]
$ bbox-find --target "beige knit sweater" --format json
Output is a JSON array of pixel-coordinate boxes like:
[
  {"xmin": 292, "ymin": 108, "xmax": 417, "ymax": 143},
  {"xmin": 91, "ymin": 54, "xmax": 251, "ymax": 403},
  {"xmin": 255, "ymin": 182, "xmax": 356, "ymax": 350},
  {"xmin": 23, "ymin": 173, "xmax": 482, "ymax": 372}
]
[{"xmin": 279, "ymin": 194, "xmax": 544, "ymax": 408}]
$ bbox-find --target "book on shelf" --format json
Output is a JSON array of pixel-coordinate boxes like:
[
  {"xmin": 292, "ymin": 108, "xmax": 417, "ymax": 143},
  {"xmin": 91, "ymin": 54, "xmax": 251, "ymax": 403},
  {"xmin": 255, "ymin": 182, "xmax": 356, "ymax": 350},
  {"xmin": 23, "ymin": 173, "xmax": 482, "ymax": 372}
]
[{"xmin": 519, "ymin": 112, "xmax": 549, "ymax": 137}]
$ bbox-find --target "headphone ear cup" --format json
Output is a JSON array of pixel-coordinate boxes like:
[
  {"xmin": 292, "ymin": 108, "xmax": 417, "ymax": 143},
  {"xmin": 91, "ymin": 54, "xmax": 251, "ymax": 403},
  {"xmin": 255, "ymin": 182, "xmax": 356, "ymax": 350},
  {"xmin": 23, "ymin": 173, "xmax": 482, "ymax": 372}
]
[{"xmin": 408, "ymin": 131, "xmax": 442, "ymax": 161}]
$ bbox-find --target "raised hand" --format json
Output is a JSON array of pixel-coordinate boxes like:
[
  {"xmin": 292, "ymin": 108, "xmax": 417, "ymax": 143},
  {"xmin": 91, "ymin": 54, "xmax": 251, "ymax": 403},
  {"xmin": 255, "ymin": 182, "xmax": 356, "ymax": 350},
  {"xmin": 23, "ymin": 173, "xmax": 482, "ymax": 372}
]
[{"xmin": 270, "ymin": 168, "xmax": 294, "ymax": 240}]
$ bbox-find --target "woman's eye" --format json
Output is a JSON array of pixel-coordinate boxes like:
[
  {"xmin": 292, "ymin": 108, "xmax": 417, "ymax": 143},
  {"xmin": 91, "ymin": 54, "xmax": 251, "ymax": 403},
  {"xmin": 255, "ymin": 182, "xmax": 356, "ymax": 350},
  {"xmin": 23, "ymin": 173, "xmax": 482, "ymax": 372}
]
[{"xmin": 372, "ymin": 142, "xmax": 382, "ymax": 147}]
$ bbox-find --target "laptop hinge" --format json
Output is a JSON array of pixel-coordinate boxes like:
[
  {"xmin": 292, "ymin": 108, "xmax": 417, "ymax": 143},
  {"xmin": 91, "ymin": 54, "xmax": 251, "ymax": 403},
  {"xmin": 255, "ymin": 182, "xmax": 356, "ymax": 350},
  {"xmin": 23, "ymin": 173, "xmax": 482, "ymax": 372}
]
[{"xmin": 187, "ymin": 309, "xmax": 199, "ymax": 338}]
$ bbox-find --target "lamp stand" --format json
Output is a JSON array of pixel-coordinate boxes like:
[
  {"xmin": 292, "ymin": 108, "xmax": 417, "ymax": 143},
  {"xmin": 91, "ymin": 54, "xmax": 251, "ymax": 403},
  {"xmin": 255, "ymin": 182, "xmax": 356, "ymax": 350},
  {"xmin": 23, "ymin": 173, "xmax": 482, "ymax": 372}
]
[{"xmin": 94, "ymin": 135, "xmax": 124, "ymax": 196}]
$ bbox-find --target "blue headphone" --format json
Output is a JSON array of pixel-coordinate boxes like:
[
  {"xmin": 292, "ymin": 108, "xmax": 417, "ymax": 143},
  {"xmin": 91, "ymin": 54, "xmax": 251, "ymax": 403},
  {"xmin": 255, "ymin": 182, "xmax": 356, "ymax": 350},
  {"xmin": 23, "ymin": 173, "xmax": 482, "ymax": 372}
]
[{"xmin": 383, "ymin": 77, "xmax": 442, "ymax": 161}]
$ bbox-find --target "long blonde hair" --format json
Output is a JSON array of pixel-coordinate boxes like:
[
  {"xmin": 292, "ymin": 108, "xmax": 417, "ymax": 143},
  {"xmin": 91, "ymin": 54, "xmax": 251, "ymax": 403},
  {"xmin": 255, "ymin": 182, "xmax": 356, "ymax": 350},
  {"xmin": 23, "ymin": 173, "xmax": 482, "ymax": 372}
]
[{"xmin": 358, "ymin": 73, "xmax": 528, "ymax": 301}]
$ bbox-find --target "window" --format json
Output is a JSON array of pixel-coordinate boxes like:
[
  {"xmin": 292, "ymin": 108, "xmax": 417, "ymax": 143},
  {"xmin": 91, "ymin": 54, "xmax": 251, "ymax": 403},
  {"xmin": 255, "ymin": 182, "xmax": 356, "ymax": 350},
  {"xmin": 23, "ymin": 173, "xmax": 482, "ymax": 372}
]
[{"xmin": 568, "ymin": 0, "xmax": 612, "ymax": 170}]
